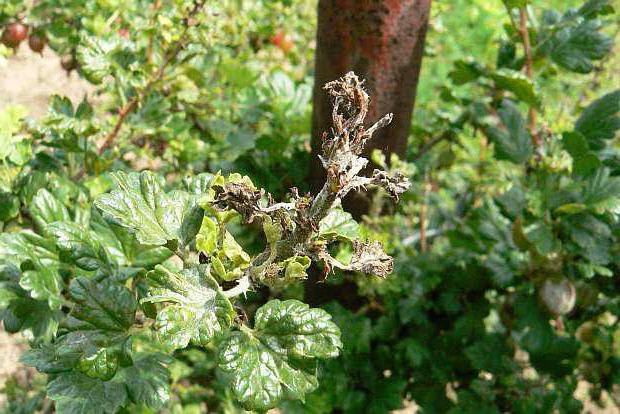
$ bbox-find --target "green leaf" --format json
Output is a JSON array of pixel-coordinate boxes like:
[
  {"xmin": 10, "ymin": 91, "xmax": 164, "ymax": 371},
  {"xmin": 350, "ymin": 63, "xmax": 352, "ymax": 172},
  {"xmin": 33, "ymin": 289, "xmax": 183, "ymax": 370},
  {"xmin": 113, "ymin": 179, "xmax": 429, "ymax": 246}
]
[
  {"xmin": 0, "ymin": 105, "xmax": 27, "ymax": 161},
  {"xmin": 324, "ymin": 302, "xmax": 372, "ymax": 354},
  {"xmin": 49, "ymin": 95, "xmax": 74, "ymax": 117},
  {"xmin": 7, "ymin": 138, "xmax": 32, "ymax": 166},
  {"xmin": 563, "ymin": 131, "xmax": 602, "ymax": 176},
  {"xmin": 554, "ymin": 203, "xmax": 587, "ymax": 215},
  {"xmin": 218, "ymin": 300, "xmax": 341, "ymax": 411},
  {"xmin": 502, "ymin": 0, "xmax": 528, "ymax": 8},
  {"xmin": 544, "ymin": 20, "xmax": 613, "ymax": 74},
  {"xmin": 465, "ymin": 334, "xmax": 511, "ymax": 373},
  {"xmin": 565, "ymin": 214, "xmax": 612, "ymax": 265},
  {"xmin": 179, "ymin": 205, "xmax": 205, "ymax": 247},
  {"xmin": 367, "ymin": 378, "xmax": 408, "ymax": 413},
  {"xmin": 263, "ymin": 216, "xmax": 283, "ymax": 245},
  {"xmin": 19, "ymin": 267, "xmax": 63, "ymax": 309},
  {"xmin": 283, "ymin": 256, "xmax": 311, "ymax": 281},
  {"xmin": 485, "ymin": 100, "xmax": 533, "ymax": 163},
  {"xmin": 220, "ymin": 56, "xmax": 258, "ymax": 88},
  {"xmin": 90, "ymin": 212, "xmax": 172, "ymax": 269},
  {"xmin": 196, "ymin": 216, "xmax": 218, "ymax": 254},
  {"xmin": 563, "ymin": 131, "xmax": 589, "ymax": 157},
  {"xmin": 0, "ymin": 230, "xmax": 58, "ymax": 268},
  {"xmin": 77, "ymin": 37, "xmax": 136, "ymax": 84},
  {"xmin": 490, "ymin": 69, "xmax": 540, "ymax": 109},
  {"xmin": 2, "ymin": 297, "xmax": 60, "ymax": 341},
  {"xmin": 74, "ymin": 336, "xmax": 129, "ymax": 380},
  {"xmin": 24, "ymin": 277, "xmax": 138, "ymax": 380},
  {"xmin": 29, "ymin": 188, "xmax": 70, "ymax": 234},
  {"xmin": 496, "ymin": 41, "xmax": 520, "ymax": 70},
  {"xmin": 49, "ymin": 222, "xmax": 113, "ymax": 272},
  {"xmin": 578, "ymin": 0, "xmax": 615, "ymax": 18},
  {"xmin": 219, "ymin": 332, "xmax": 318, "ymax": 411},
  {"xmin": 227, "ymin": 129, "xmax": 257, "ymax": 161},
  {"xmin": 0, "ymin": 231, "xmax": 63, "ymax": 309},
  {"xmin": 197, "ymin": 216, "xmax": 251, "ymax": 282},
  {"xmin": 254, "ymin": 300, "xmax": 342, "ymax": 359},
  {"xmin": 33, "ymin": 350, "xmax": 167, "ymax": 408},
  {"xmin": 69, "ymin": 276, "xmax": 137, "ymax": 331},
  {"xmin": 1, "ymin": 265, "xmax": 59, "ymax": 339},
  {"xmin": 513, "ymin": 295, "xmax": 579, "ymax": 376},
  {"xmin": 575, "ymin": 89, "xmax": 620, "ymax": 150},
  {"xmin": 318, "ymin": 208, "xmax": 360, "ymax": 241},
  {"xmin": 16, "ymin": 170, "xmax": 47, "ymax": 203},
  {"xmin": 513, "ymin": 295, "xmax": 552, "ymax": 353},
  {"xmin": 114, "ymin": 353, "xmax": 171, "ymax": 410},
  {"xmin": 47, "ymin": 372, "xmax": 128, "ymax": 414},
  {"xmin": 0, "ymin": 262, "xmax": 21, "ymax": 307},
  {"xmin": 524, "ymin": 221, "xmax": 560, "ymax": 255},
  {"xmin": 21, "ymin": 343, "xmax": 82, "ymax": 374},
  {"xmin": 581, "ymin": 168, "xmax": 620, "ymax": 212},
  {"xmin": 95, "ymin": 171, "xmax": 201, "ymax": 247},
  {"xmin": 25, "ymin": 330, "xmax": 124, "ymax": 382},
  {"xmin": 221, "ymin": 230, "xmax": 251, "ymax": 265},
  {"xmin": 25, "ymin": 329, "xmax": 130, "ymax": 381},
  {"xmin": 184, "ymin": 172, "xmax": 218, "ymax": 195},
  {"xmin": 573, "ymin": 153, "xmax": 601, "ymax": 177},
  {"xmin": 142, "ymin": 265, "xmax": 235, "ymax": 350},
  {"xmin": 448, "ymin": 58, "xmax": 484, "ymax": 85},
  {"xmin": 0, "ymin": 191, "xmax": 20, "ymax": 222}
]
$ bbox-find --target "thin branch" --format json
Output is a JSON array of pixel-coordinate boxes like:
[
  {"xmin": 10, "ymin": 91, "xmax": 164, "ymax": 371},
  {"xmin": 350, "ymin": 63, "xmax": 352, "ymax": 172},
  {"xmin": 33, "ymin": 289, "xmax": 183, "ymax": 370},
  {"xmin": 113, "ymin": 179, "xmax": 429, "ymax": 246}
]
[
  {"xmin": 419, "ymin": 177, "xmax": 430, "ymax": 252},
  {"xmin": 146, "ymin": 0, "xmax": 162, "ymax": 63},
  {"xmin": 98, "ymin": 99, "xmax": 137, "ymax": 155},
  {"xmin": 97, "ymin": 0, "xmax": 207, "ymax": 155},
  {"xmin": 518, "ymin": 7, "xmax": 542, "ymax": 148},
  {"xmin": 412, "ymin": 130, "xmax": 455, "ymax": 161},
  {"xmin": 223, "ymin": 275, "xmax": 251, "ymax": 298},
  {"xmin": 412, "ymin": 112, "xmax": 468, "ymax": 161}
]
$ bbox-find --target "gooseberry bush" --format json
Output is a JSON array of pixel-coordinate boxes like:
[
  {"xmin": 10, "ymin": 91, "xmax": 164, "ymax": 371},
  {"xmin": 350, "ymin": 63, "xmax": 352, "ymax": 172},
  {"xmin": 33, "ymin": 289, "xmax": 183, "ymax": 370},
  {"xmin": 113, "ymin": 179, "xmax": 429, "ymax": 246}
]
[
  {"xmin": 1, "ymin": 0, "xmax": 620, "ymax": 413},
  {"xmin": 1, "ymin": 1, "xmax": 407, "ymax": 411},
  {"xmin": 2, "ymin": 71, "xmax": 404, "ymax": 413}
]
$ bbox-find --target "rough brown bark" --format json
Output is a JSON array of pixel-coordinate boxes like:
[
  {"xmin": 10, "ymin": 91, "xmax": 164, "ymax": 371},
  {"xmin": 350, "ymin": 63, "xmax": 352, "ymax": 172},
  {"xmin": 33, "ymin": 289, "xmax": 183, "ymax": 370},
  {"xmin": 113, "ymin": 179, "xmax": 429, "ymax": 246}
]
[
  {"xmin": 310, "ymin": 0, "xmax": 432, "ymax": 198},
  {"xmin": 306, "ymin": 0, "xmax": 432, "ymax": 306}
]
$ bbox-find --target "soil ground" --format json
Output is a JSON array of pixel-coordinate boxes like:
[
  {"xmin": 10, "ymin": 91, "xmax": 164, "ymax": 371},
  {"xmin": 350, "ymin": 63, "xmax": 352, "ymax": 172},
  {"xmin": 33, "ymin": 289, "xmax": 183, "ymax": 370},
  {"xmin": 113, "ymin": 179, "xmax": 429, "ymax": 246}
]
[{"xmin": 0, "ymin": 44, "xmax": 93, "ymax": 117}]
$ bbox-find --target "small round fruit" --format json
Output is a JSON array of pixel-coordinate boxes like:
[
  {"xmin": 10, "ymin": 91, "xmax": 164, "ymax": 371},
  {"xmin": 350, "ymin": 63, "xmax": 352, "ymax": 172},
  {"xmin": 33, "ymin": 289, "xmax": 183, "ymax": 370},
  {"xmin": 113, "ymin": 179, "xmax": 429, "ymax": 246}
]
[
  {"xmin": 28, "ymin": 33, "xmax": 46, "ymax": 53},
  {"xmin": 539, "ymin": 278, "xmax": 576, "ymax": 316},
  {"xmin": 2, "ymin": 22, "xmax": 29, "ymax": 48},
  {"xmin": 270, "ymin": 30, "xmax": 285, "ymax": 47},
  {"xmin": 60, "ymin": 54, "xmax": 77, "ymax": 72},
  {"xmin": 280, "ymin": 37, "xmax": 293, "ymax": 53},
  {"xmin": 270, "ymin": 30, "xmax": 293, "ymax": 52}
]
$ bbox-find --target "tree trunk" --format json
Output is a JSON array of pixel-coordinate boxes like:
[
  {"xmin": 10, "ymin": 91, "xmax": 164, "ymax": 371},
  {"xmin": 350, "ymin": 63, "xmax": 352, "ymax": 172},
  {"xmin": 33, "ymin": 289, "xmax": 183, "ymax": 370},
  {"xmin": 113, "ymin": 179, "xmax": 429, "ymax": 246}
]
[
  {"xmin": 310, "ymin": 0, "xmax": 431, "ymax": 189},
  {"xmin": 307, "ymin": 0, "xmax": 432, "ymax": 306}
]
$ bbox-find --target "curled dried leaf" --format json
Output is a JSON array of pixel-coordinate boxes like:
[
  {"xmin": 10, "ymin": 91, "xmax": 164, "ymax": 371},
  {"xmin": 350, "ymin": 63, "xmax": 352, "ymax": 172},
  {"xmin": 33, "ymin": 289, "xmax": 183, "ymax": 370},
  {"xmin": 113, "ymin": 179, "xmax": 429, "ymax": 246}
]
[
  {"xmin": 316, "ymin": 240, "xmax": 394, "ymax": 279},
  {"xmin": 213, "ymin": 182, "xmax": 264, "ymax": 223},
  {"xmin": 349, "ymin": 240, "xmax": 394, "ymax": 278},
  {"xmin": 370, "ymin": 170, "xmax": 410, "ymax": 201},
  {"xmin": 321, "ymin": 72, "xmax": 393, "ymax": 158}
]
